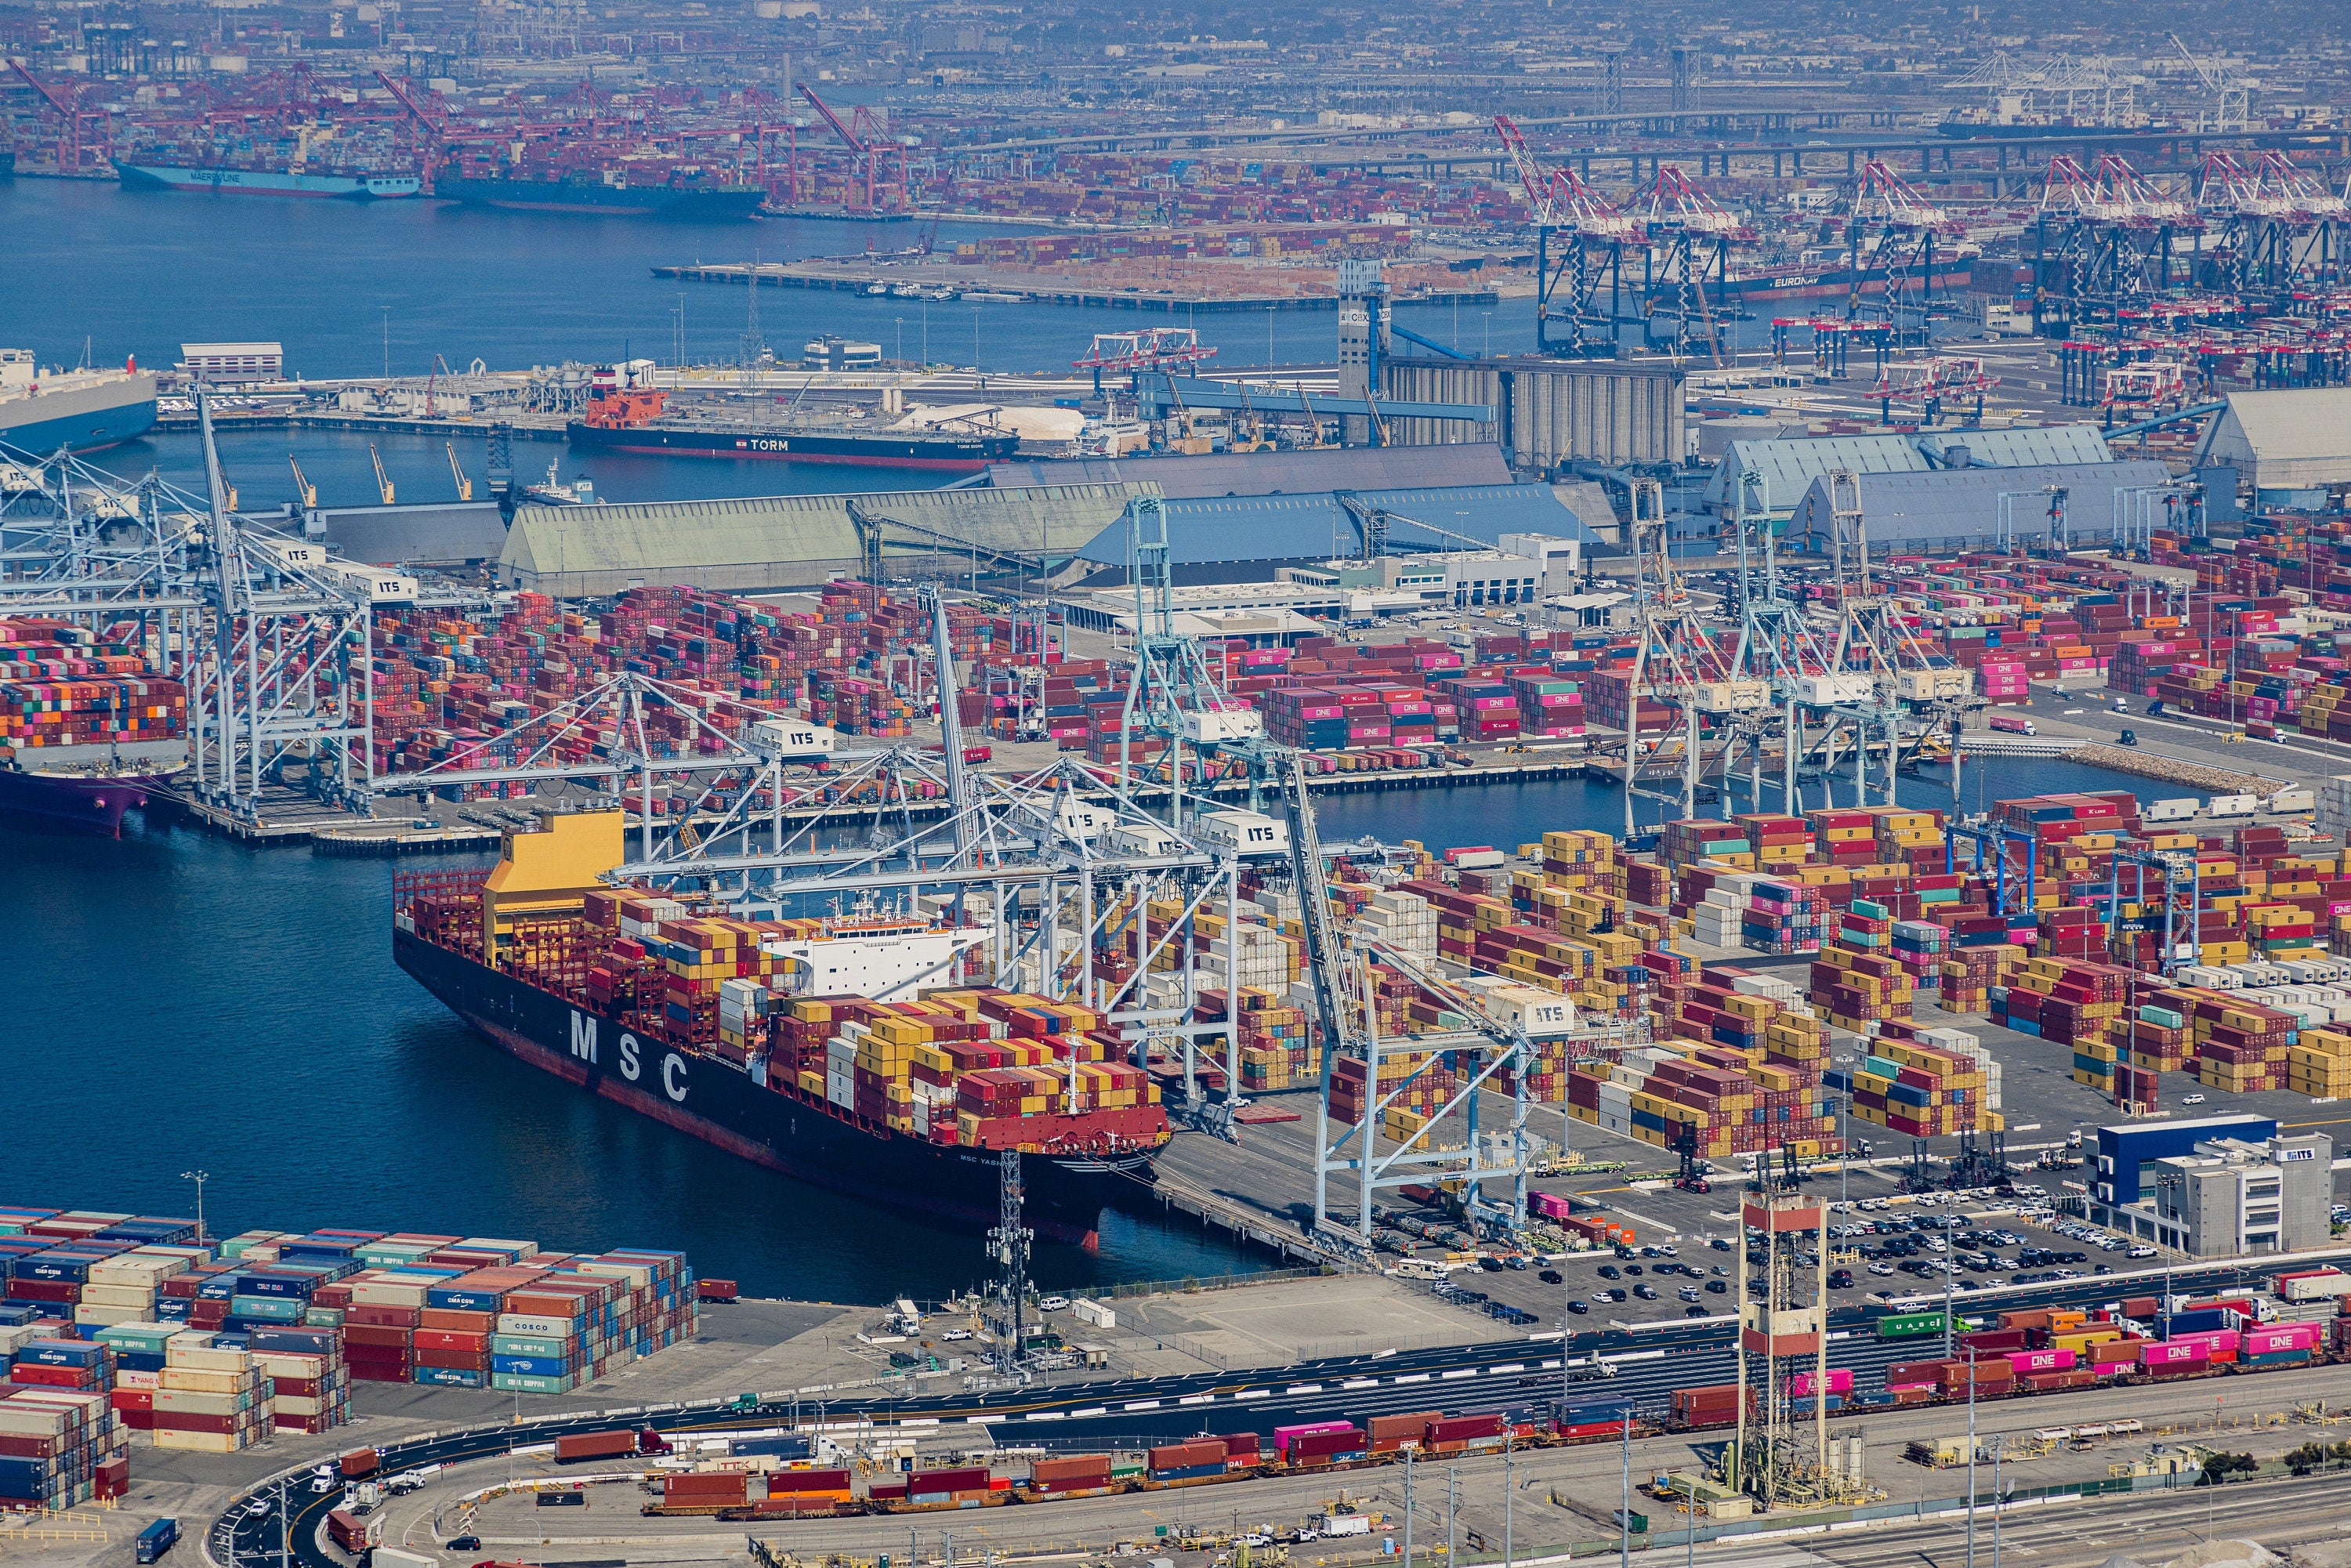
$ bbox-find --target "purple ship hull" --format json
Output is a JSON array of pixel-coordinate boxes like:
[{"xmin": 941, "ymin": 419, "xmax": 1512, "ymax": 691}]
[{"xmin": 0, "ymin": 769, "xmax": 168, "ymax": 836}]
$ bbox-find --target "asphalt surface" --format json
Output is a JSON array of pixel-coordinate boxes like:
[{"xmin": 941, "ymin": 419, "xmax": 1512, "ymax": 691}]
[{"xmin": 226, "ymin": 1242, "xmax": 2351, "ymax": 1568}]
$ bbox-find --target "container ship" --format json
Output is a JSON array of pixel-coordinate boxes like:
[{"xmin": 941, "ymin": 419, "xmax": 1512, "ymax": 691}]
[
  {"xmin": 1, "ymin": 617, "xmax": 187, "ymax": 835},
  {"xmin": 433, "ymin": 168, "xmax": 763, "ymax": 220},
  {"xmin": 566, "ymin": 386, "xmax": 1018, "ymax": 472},
  {"xmin": 0, "ymin": 351, "xmax": 158, "ymax": 454},
  {"xmin": 393, "ymin": 809, "xmax": 1168, "ymax": 1244},
  {"xmin": 118, "ymin": 164, "xmax": 420, "ymax": 199},
  {"xmin": 1720, "ymin": 257, "xmax": 1976, "ymax": 306}
]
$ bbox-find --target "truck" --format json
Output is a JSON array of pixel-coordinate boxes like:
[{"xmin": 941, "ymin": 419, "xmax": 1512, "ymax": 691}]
[
  {"xmin": 1987, "ymin": 715, "xmax": 2037, "ymax": 737},
  {"xmin": 2268, "ymin": 788, "xmax": 2316, "ymax": 815},
  {"xmin": 2277, "ymin": 1269, "xmax": 2351, "ymax": 1303},
  {"xmin": 2208, "ymin": 793, "xmax": 2260, "ymax": 820},
  {"xmin": 338, "ymin": 1447, "xmax": 381, "ymax": 1479},
  {"xmin": 553, "ymin": 1428, "xmax": 668, "ymax": 1463},
  {"xmin": 1320, "ymin": 1515, "xmax": 1372, "ymax": 1537},
  {"xmin": 134, "ymin": 1518, "xmax": 177, "ymax": 1564},
  {"xmin": 2144, "ymin": 798, "xmax": 2200, "ymax": 822}
]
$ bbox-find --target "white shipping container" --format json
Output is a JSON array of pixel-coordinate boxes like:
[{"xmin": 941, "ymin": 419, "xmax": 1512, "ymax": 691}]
[
  {"xmin": 2144, "ymin": 797, "xmax": 2201, "ymax": 822},
  {"xmin": 2208, "ymin": 794, "xmax": 2259, "ymax": 819},
  {"xmin": 2269, "ymin": 788, "xmax": 2315, "ymax": 814},
  {"xmin": 2280, "ymin": 1270, "xmax": 2351, "ymax": 1302}
]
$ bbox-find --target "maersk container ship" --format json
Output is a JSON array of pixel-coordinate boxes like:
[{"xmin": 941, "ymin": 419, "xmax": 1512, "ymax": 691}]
[
  {"xmin": 0, "ymin": 353, "xmax": 158, "ymax": 455},
  {"xmin": 393, "ymin": 811, "xmax": 1165, "ymax": 1244},
  {"xmin": 118, "ymin": 164, "xmax": 421, "ymax": 199}
]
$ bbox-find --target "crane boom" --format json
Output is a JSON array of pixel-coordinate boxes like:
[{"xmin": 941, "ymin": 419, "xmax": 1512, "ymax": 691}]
[
  {"xmin": 1278, "ymin": 749, "xmax": 1360, "ymax": 1066},
  {"xmin": 288, "ymin": 454, "xmax": 317, "ymax": 509},
  {"xmin": 797, "ymin": 84, "xmax": 866, "ymax": 150}
]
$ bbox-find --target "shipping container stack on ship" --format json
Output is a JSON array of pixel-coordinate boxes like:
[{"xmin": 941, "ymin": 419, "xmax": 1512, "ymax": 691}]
[{"xmin": 0, "ymin": 616, "xmax": 189, "ymax": 832}]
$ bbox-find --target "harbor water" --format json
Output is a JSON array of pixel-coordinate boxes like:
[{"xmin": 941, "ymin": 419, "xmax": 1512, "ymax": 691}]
[{"xmin": 2, "ymin": 751, "xmax": 2144, "ymax": 1300}]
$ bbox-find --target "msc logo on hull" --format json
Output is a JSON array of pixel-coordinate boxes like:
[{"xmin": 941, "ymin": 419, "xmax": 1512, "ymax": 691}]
[{"xmin": 570, "ymin": 1011, "xmax": 689, "ymax": 1103}]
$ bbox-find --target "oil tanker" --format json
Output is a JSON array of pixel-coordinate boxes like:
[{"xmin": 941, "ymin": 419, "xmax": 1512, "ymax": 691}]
[
  {"xmin": 393, "ymin": 810, "xmax": 1166, "ymax": 1243},
  {"xmin": 566, "ymin": 386, "xmax": 1018, "ymax": 471}
]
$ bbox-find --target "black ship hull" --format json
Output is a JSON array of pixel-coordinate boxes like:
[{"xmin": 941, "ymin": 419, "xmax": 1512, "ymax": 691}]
[
  {"xmin": 566, "ymin": 421, "xmax": 1018, "ymax": 471},
  {"xmin": 393, "ymin": 929, "xmax": 1150, "ymax": 1244}
]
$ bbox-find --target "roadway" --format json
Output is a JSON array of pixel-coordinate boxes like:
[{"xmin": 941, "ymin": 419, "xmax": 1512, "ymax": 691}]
[{"xmin": 219, "ymin": 1248, "xmax": 2338, "ymax": 1568}]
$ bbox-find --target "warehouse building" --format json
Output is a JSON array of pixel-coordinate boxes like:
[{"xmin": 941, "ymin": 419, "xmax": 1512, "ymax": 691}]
[
  {"xmin": 495, "ymin": 483, "xmax": 1146, "ymax": 597},
  {"xmin": 1060, "ymin": 482, "xmax": 1603, "ymax": 588},
  {"xmin": 1378, "ymin": 357, "xmax": 1685, "ymax": 472},
  {"xmin": 2192, "ymin": 389, "xmax": 2351, "ymax": 504},
  {"xmin": 985, "ymin": 444, "xmax": 1515, "ymax": 496},
  {"xmin": 1701, "ymin": 425, "xmax": 2117, "ymax": 523},
  {"xmin": 308, "ymin": 500, "xmax": 508, "ymax": 567},
  {"xmin": 1780, "ymin": 458, "xmax": 2174, "ymax": 553}
]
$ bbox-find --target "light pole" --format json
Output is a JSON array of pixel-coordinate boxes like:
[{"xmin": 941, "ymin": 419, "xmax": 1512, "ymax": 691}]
[
  {"xmin": 1266, "ymin": 306, "xmax": 1275, "ymax": 364},
  {"xmin": 1505, "ymin": 1433, "xmax": 1516, "ymax": 1568},
  {"xmin": 922, "ymin": 299, "xmax": 929, "ymax": 365},
  {"xmin": 1619, "ymin": 1416, "xmax": 1631, "ymax": 1568},
  {"xmin": 896, "ymin": 317, "xmax": 904, "ymax": 364},
  {"xmin": 972, "ymin": 309, "xmax": 981, "ymax": 375},
  {"xmin": 1446, "ymin": 1467, "xmax": 1458, "ymax": 1564},
  {"xmin": 380, "ymin": 308, "xmax": 389, "ymax": 379},
  {"xmin": 1403, "ymin": 1445, "xmax": 1415, "ymax": 1568},
  {"xmin": 1483, "ymin": 312, "xmax": 1493, "ymax": 357},
  {"xmin": 180, "ymin": 1171, "xmax": 208, "ymax": 1244},
  {"xmin": 1991, "ymin": 1436, "xmax": 2002, "ymax": 1568},
  {"xmin": 1965, "ymin": 1347, "xmax": 1979, "ymax": 1568}
]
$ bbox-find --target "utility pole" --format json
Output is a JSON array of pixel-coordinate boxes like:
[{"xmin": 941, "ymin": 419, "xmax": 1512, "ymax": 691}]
[
  {"xmin": 1403, "ymin": 1447, "xmax": 1415, "ymax": 1568},
  {"xmin": 1446, "ymin": 1468, "xmax": 1458, "ymax": 1567}
]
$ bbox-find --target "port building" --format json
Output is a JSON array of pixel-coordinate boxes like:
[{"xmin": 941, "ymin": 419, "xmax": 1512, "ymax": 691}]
[
  {"xmin": 984, "ymin": 444, "xmax": 1516, "ymax": 496},
  {"xmin": 1378, "ymin": 357, "xmax": 1685, "ymax": 472},
  {"xmin": 1701, "ymin": 424, "xmax": 2117, "ymax": 524},
  {"xmin": 494, "ymin": 483, "xmax": 1145, "ymax": 597},
  {"xmin": 2191, "ymin": 389, "xmax": 2351, "ymax": 502},
  {"xmin": 1780, "ymin": 458, "xmax": 2172, "ymax": 553}
]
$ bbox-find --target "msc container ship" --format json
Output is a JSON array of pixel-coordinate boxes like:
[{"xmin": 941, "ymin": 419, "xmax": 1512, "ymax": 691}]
[
  {"xmin": 433, "ymin": 169, "xmax": 764, "ymax": 220},
  {"xmin": 0, "ymin": 615, "xmax": 187, "ymax": 835},
  {"xmin": 393, "ymin": 809, "xmax": 1166, "ymax": 1244},
  {"xmin": 566, "ymin": 386, "xmax": 1018, "ymax": 472}
]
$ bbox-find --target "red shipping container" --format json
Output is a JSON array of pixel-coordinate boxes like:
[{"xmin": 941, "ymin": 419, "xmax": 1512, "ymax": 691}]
[{"xmin": 411, "ymin": 1330, "xmax": 491, "ymax": 1354}]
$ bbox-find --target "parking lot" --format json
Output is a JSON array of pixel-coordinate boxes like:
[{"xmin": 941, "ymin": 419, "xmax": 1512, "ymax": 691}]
[{"xmin": 1378, "ymin": 1158, "xmax": 2181, "ymax": 1334}]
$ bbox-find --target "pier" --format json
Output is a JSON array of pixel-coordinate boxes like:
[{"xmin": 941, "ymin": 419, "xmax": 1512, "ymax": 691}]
[{"xmin": 651, "ymin": 260, "xmax": 1501, "ymax": 314}]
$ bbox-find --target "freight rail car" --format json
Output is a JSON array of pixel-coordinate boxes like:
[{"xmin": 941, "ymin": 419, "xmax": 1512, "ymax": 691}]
[{"xmin": 645, "ymin": 1320, "xmax": 2351, "ymax": 1521}]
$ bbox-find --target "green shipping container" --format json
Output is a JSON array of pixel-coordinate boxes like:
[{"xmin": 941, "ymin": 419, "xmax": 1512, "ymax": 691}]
[
  {"xmin": 491, "ymin": 1371, "xmax": 576, "ymax": 1395},
  {"xmin": 1877, "ymin": 1311, "xmax": 1948, "ymax": 1338}
]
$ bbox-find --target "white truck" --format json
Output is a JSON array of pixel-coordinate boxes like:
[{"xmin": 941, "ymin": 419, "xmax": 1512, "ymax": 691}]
[
  {"xmin": 2207, "ymin": 794, "xmax": 2261, "ymax": 820},
  {"xmin": 2144, "ymin": 798, "xmax": 2200, "ymax": 823},
  {"xmin": 2268, "ymin": 788, "xmax": 2316, "ymax": 815}
]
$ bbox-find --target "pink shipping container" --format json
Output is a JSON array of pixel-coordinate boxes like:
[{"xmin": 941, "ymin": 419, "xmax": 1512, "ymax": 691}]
[
  {"xmin": 2246, "ymin": 1324, "xmax": 2319, "ymax": 1355},
  {"xmin": 2006, "ymin": 1348, "xmax": 2076, "ymax": 1374},
  {"xmin": 1273, "ymin": 1421, "xmax": 1357, "ymax": 1454},
  {"xmin": 2143, "ymin": 1341, "xmax": 2212, "ymax": 1367},
  {"xmin": 2168, "ymin": 1329, "xmax": 2241, "ymax": 1358},
  {"xmin": 1790, "ymin": 1369, "xmax": 1854, "ymax": 1398}
]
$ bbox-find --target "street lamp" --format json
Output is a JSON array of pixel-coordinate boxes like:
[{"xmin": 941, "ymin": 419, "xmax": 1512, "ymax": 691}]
[{"xmin": 180, "ymin": 1171, "xmax": 208, "ymax": 1244}]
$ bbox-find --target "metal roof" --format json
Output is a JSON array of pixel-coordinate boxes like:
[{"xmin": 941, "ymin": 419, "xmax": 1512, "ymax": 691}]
[
  {"xmin": 987, "ymin": 444, "xmax": 1515, "ymax": 498},
  {"xmin": 1918, "ymin": 424, "xmax": 2114, "ymax": 469},
  {"xmin": 497, "ymin": 483, "xmax": 1149, "ymax": 596},
  {"xmin": 1784, "ymin": 460, "xmax": 2176, "ymax": 546},
  {"xmin": 2193, "ymin": 389, "xmax": 2351, "ymax": 488},
  {"xmin": 1699, "ymin": 434, "xmax": 1927, "ymax": 513},
  {"xmin": 1070, "ymin": 482, "xmax": 1603, "ymax": 569},
  {"xmin": 316, "ymin": 501, "xmax": 507, "ymax": 566},
  {"xmin": 1702, "ymin": 425, "xmax": 2117, "ymax": 513}
]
